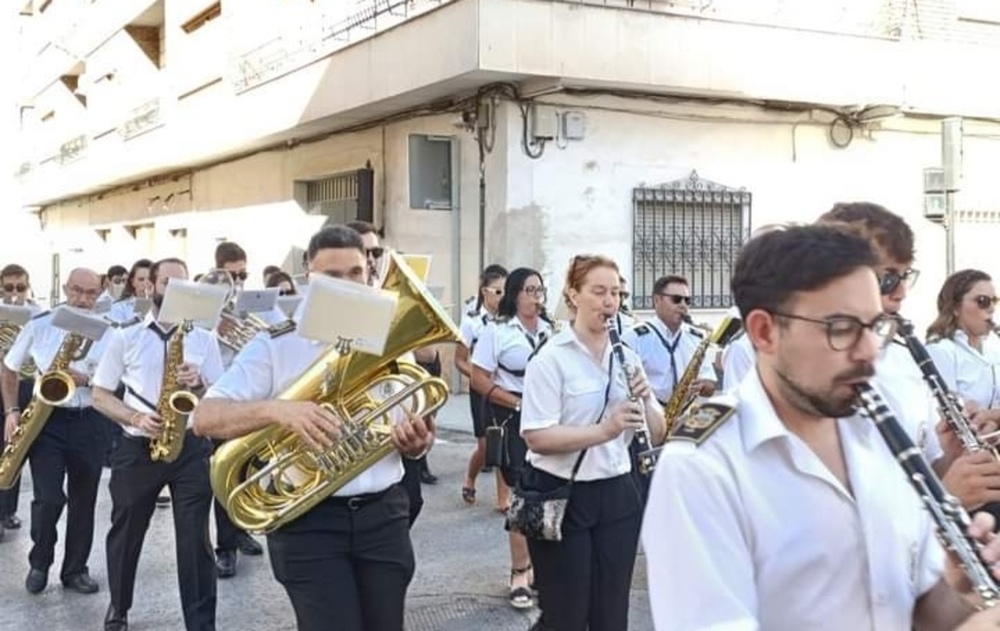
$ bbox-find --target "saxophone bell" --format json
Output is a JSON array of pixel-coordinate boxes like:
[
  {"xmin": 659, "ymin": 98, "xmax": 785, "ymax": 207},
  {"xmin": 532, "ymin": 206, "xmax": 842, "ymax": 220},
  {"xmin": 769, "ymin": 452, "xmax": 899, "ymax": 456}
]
[{"xmin": 168, "ymin": 391, "xmax": 199, "ymax": 415}]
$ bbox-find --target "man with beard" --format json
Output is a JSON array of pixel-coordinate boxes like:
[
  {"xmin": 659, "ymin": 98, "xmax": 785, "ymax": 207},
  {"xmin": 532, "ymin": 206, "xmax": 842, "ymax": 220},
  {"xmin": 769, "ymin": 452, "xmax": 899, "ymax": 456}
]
[
  {"xmin": 92, "ymin": 257, "xmax": 223, "ymax": 631},
  {"xmin": 643, "ymin": 224, "xmax": 1000, "ymax": 631}
]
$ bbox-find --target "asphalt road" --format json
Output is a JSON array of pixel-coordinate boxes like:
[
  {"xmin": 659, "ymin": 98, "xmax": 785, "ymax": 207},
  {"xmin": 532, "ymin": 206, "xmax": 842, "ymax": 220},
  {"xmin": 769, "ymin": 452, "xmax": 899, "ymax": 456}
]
[{"xmin": 0, "ymin": 393, "xmax": 655, "ymax": 631}]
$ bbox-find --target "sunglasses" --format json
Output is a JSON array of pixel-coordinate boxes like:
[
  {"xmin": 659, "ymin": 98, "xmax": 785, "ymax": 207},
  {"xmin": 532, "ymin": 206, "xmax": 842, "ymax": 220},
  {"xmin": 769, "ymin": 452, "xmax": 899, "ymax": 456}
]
[
  {"xmin": 658, "ymin": 293, "xmax": 691, "ymax": 305},
  {"xmin": 3, "ymin": 284, "xmax": 27, "ymax": 293},
  {"xmin": 483, "ymin": 288, "xmax": 504, "ymax": 297},
  {"xmin": 366, "ymin": 247, "xmax": 385, "ymax": 260},
  {"xmin": 878, "ymin": 268, "xmax": 919, "ymax": 295},
  {"xmin": 111, "ymin": 277, "xmax": 126, "ymax": 285},
  {"xmin": 279, "ymin": 289, "xmax": 295, "ymax": 296},
  {"xmin": 230, "ymin": 271, "xmax": 248, "ymax": 281},
  {"xmin": 974, "ymin": 295, "xmax": 1000, "ymax": 309}
]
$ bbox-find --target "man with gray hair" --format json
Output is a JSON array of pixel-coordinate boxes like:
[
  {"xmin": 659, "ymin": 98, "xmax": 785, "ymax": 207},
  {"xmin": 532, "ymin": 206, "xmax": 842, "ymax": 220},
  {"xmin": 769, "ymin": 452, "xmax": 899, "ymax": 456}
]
[{"xmin": 1, "ymin": 268, "xmax": 113, "ymax": 596}]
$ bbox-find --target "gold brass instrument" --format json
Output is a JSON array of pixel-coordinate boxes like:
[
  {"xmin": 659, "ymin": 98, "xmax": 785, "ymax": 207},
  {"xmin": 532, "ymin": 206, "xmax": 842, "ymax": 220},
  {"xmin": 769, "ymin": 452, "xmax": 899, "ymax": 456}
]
[
  {"xmin": 663, "ymin": 315, "xmax": 742, "ymax": 433},
  {"xmin": 210, "ymin": 252, "xmax": 462, "ymax": 534},
  {"xmin": 199, "ymin": 269, "xmax": 270, "ymax": 352},
  {"xmin": 0, "ymin": 332, "xmax": 91, "ymax": 489},
  {"xmin": 149, "ymin": 320, "xmax": 199, "ymax": 463}
]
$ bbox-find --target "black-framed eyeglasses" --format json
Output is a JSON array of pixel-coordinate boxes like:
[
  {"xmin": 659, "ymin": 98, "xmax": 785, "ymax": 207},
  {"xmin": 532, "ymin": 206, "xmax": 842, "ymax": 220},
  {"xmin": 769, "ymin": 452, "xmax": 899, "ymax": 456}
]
[
  {"xmin": 974, "ymin": 295, "xmax": 1000, "ymax": 309},
  {"xmin": 2, "ymin": 284, "xmax": 27, "ymax": 293},
  {"xmin": 523, "ymin": 286, "xmax": 547, "ymax": 297},
  {"xmin": 658, "ymin": 293, "xmax": 691, "ymax": 305},
  {"xmin": 878, "ymin": 268, "xmax": 919, "ymax": 295},
  {"xmin": 366, "ymin": 247, "xmax": 385, "ymax": 260},
  {"xmin": 772, "ymin": 311, "xmax": 898, "ymax": 351}
]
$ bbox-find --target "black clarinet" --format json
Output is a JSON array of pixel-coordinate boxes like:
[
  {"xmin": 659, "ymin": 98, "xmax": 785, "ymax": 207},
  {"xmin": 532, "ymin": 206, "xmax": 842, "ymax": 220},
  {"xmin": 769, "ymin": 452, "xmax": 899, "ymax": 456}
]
[
  {"xmin": 855, "ymin": 382, "xmax": 1000, "ymax": 608},
  {"xmin": 896, "ymin": 317, "xmax": 1000, "ymax": 459},
  {"xmin": 605, "ymin": 317, "xmax": 660, "ymax": 477}
]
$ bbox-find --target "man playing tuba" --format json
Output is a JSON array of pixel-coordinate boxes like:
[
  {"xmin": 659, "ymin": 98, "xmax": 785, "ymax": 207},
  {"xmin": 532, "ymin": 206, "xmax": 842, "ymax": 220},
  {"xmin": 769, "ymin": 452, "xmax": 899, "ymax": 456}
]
[{"xmin": 193, "ymin": 225, "xmax": 436, "ymax": 631}]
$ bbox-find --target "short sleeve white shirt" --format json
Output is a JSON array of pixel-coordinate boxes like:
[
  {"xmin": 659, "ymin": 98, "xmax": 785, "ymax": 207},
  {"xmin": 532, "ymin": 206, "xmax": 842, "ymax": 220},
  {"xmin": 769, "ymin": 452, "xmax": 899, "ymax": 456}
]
[
  {"xmin": 92, "ymin": 313, "xmax": 224, "ymax": 437},
  {"xmin": 642, "ymin": 372, "xmax": 945, "ymax": 631},
  {"xmin": 520, "ymin": 326, "xmax": 662, "ymax": 481},
  {"xmin": 458, "ymin": 309, "xmax": 492, "ymax": 349},
  {"xmin": 721, "ymin": 333, "xmax": 754, "ymax": 393},
  {"xmin": 621, "ymin": 318, "xmax": 716, "ymax": 403},
  {"xmin": 470, "ymin": 317, "xmax": 552, "ymax": 394},
  {"xmin": 926, "ymin": 332, "xmax": 1000, "ymax": 409}
]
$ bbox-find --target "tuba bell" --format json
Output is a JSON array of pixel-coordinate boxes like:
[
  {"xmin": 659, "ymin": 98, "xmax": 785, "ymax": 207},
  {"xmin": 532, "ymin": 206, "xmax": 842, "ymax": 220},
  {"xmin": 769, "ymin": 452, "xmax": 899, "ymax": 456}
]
[{"xmin": 210, "ymin": 252, "xmax": 462, "ymax": 534}]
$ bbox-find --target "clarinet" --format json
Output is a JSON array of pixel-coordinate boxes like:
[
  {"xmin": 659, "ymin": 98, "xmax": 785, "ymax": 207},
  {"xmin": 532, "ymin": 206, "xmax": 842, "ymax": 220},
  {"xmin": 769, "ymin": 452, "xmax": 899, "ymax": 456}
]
[
  {"xmin": 896, "ymin": 317, "xmax": 1000, "ymax": 459},
  {"xmin": 605, "ymin": 317, "xmax": 660, "ymax": 476},
  {"xmin": 855, "ymin": 383, "xmax": 1000, "ymax": 609}
]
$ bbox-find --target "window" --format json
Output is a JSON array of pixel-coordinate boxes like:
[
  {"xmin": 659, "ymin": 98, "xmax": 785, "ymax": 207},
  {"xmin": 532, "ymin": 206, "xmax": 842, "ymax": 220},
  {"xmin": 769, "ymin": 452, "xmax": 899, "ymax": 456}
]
[
  {"xmin": 632, "ymin": 171, "xmax": 751, "ymax": 310},
  {"xmin": 300, "ymin": 167, "xmax": 374, "ymax": 225}
]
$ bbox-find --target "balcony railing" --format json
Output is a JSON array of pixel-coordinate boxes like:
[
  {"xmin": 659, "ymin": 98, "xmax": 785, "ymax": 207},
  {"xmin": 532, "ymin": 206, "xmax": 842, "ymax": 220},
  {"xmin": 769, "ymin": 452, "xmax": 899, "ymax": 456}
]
[{"xmin": 228, "ymin": 0, "xmax": 455, "ymax": 94}]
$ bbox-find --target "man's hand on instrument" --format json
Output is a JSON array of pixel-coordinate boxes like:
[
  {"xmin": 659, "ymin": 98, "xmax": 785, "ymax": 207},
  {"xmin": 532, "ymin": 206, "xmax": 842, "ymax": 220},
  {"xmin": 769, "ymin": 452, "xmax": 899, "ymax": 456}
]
[
  {"xmin": 392, "ymin": 412, "xmax": 434, "ymax": 459},
  {"xmin": 944, "ymin": 511, "xmax": 1000, "ymax": 609},
  {"xmin": 4, "ymin": 411, "xmax": 20, "ymax": 443},
  {"xmin": 175, "ymin": 363, "xmax": 203, "ymax": 389},
  {"xmin": 957, "ymin": 604, "xmax": 1000, "ymax": 630},
  {"xmin": 938, "ymin": 418, "xmax": 971, "ymax": 463},
  {"xmin": 66, "ymin": 369, "xmax": 90, "ymax": 387},
  {"xmin": 941, "ymin": 450, "xmax": 1000, "ymax": 509},
  {"xmin": 279, "ymin": 402, "xmax": 342, "ymax": 452},
  {"xmin": 130, "ymin": 411, "xmax": 163, "ymax": 438}
]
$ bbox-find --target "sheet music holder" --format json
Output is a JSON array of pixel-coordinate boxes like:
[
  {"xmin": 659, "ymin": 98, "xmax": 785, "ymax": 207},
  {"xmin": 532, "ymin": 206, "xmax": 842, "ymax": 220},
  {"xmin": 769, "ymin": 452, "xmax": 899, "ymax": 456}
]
[
  {"xmin": 234, "ymin": 288, "xmax": 280, "ymax": 315},
  {"xmin": 50, "ymin": 305, "xmax": 112, "ymax": 342},
  {"xmin": 276, "ymin": 295, "xmax": 303, "ymax": 318},
  {"xmin": 298, "ymin": 275, "xmax": 397, "ymax": 356},
  {"xmin": 0, "ymin": 305, "xmax": 33, "ymax": 327},
  {"xmin": 158, "ymin": 280, "xmax": 229, "ymax": 330}
]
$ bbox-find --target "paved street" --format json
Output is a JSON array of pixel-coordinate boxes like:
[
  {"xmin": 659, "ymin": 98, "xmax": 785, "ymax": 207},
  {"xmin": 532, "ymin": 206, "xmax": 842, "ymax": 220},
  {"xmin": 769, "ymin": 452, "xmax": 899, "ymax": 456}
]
[{"xmin": 0, "ymin": 394, "xmax": 654, "ymax": 631}]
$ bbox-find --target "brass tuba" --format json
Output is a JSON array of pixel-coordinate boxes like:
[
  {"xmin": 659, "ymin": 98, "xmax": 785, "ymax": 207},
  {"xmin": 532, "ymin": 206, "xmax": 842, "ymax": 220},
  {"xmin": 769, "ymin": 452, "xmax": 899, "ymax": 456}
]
[
  {"xmin": 210, "ymin": 252, "xmax": 462, "ymax": 534},
  {"xmin": 0, "ymin": 332, "xmax": 91, "ymax": 489},
  {"xmin": 199, "ymin": 269, "xmax": 271, "ymax": 352}
]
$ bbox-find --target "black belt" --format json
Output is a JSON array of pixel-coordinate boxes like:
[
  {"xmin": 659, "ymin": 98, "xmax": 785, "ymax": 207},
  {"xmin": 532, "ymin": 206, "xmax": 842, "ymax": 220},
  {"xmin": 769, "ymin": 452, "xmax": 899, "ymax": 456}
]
[{"xmin": 326, "ymin": 485, "xmax": 394, "ymax": 511}]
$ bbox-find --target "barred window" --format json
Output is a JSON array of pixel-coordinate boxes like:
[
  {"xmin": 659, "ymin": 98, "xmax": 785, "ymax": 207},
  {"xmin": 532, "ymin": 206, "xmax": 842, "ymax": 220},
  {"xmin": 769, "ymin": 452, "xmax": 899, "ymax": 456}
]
[
  {"xmin": 299, "ymin": 167, "xmax": 374, "ymax": 224},
  {"xmin": 632, "ymin": 171, "xmax": 751, "ymax": 310}
]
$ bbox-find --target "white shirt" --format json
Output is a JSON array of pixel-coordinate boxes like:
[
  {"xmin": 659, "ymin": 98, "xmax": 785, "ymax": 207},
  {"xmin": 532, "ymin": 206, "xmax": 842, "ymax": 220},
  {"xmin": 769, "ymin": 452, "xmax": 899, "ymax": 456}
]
[
  {"xmin": 926, "ymin": 331, "xmax": 1000, "ymax": 409},
  {"xmin": 622, "ymin": 318, "xmax": 716, "ymax": 403},
  {"xmin": 199, "ymin": 304, "xmax": 405, "ymax": 497},
  {"xmin": 521, "ymin": 326, "xmax": 662, "ymax": 481},
  {"xmin": 721, "ymin": 333, "xmax": 754, "ymax": 393},
  {"xmin": 107, "ymin": 298, "xmax": 146, "ymax": 325},
  {"xmin": 93, "ymin": 313, "xmax": 224, "ymax": 437},
  {"xmin": 471, "ymin": 316, "xmax": 553, "ymax": 394},
  {"xmin": 643, "ymin": 372, "xmax": 944, "ymax": 631},
  {"xmin": 876, "ymin": 341, "xmax": 944, "ymax": 463},
  {"xmin": 458, "ymin": 308, "xmax": 492, "ymax": 349},
  {"xmin": 3, "ymin": 310, "xmax": 111, "ymax": 408}
]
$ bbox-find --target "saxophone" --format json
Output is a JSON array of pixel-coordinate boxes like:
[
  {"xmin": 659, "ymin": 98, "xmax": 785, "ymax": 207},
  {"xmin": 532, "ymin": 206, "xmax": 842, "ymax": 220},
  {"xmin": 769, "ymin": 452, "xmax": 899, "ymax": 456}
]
[
  {"xmin": 149, "ymin": 321, "xmax": 199, "ymax": 463},
  {"xmin": 855, "ymin": 383, "xmax": 1000, "ymax": 609},
  {"xmin": 0, "ymin": 332, "xmax": 90, "ymax": 489},
  {"xmin": 662, "ymin": 315, "xmax": 743, "ymax": 433}
]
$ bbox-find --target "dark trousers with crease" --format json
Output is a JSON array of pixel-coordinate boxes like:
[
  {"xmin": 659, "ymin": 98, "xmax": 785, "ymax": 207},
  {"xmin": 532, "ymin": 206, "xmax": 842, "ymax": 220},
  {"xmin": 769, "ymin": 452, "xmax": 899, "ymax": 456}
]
[
  {"xmin": 525, "ymin": 470, "xmax": 642, "ymax": 631},
  {"xmin": 106, "ymin": 431, "xmax": 216, "ymax": 631},
  {"xmin": 267, "ymin": 483, "xmax": 415, "ymax": 631},
  {"xmin": 27, "ymin": 406, "xmax": 105, "ymax": 580},
  {"xmin": 210, "ymin": 438, "xmax": 245, "ymax": 553},
  {"xmin": 0, "ymin": 380, "xmax": 33, "ymax": 519}
]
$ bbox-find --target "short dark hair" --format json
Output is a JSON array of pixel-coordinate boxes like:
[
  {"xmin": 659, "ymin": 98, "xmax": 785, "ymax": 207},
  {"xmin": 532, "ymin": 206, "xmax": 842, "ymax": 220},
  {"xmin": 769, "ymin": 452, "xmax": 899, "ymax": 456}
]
[
  {"xmin": 307, "ymin": 226, "xmax": 365, "ymax": 262},
  {"xmin": 263, "ymin": 265, "xmax": 281, "ymax": 279},
  {"xmin": 731, "ymin": 224, "xmax": 877, "ymax": 318},
  {"xmin": 215, "ymin": 242, "xmax": 247, "ymax": 268},
  {"xmin": 652, "ymin": 275, "xmax": 688, "ymax": 295},
  {"xmin": 818, "ymin": 202, "xmax": 915, "ymax": 265},
  {"xmin": 345, "ymin": 220, "xmax": 379, "ymax": 237},
  {"xmin": 150, "ymin": 257, "xmax": 188, "ymax": 284},
  {"xmin": 0, "ymin": 264, "xmax": 29, "ymax": 280},
  {"xmin": 107, "ymin": 264, "xmax": 127, "ymax": 278}
]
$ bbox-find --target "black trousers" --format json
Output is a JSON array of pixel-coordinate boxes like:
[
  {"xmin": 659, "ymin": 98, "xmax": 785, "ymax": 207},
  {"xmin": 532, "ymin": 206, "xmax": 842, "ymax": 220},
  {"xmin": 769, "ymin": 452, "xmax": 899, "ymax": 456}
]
[
  {"xmin": 27, "ymin": 406, "xmax": 105, "ymax": 580},
  {"xmin": 267, "ymin": 484, "xmax": 415, "ymax": 631},
  {"xmin": 0, "ymin": 380, "xmax": 33, "ymax": 519},
  {"xmin": 525, "ymin": 470, "xmax": 642, "ymax": 631},
  {"xmin": 106, "ymin": 432, "xmax": 216, "ymax": 631},
  {"xmin": 210, "ymin": 439, "xmax": 244, "ymax": 553},
  {"xmin": 400, "ymin": 457, "xmax": 424, "ymax": 527}
]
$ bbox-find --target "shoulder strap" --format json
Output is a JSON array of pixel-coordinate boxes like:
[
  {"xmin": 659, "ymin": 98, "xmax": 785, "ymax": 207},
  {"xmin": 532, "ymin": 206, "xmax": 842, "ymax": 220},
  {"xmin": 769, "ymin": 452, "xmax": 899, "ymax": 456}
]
[{"xmin": 667, "ymin": 399, "xmax": 736, "ymax": 445}]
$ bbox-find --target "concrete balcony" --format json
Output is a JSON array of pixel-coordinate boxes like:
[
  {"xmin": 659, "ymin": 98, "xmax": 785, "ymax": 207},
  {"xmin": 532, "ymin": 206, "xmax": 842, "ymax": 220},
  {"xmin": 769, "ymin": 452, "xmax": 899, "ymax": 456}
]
[{"xmin": 17, "ymin": 0, "xmax": 1000, "ymax": 206}]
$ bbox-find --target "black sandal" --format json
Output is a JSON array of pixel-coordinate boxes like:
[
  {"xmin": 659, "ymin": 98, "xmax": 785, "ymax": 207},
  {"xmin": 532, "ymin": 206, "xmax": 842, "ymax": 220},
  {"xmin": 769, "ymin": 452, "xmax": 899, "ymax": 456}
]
[
  {"xmin": 509, "ymin": 565, "xmax": 534, "ymax": 609},
  {"xmin": 462, "ymin": 486, "xmax": 476, "ymax": 505}
]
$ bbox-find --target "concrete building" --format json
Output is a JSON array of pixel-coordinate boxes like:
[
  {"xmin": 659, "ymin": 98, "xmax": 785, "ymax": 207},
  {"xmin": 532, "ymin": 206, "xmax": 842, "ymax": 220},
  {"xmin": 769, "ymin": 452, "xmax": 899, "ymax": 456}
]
[{"xmin": 12, "ymin": 0, "xmax": 1000, "ymax": 332}]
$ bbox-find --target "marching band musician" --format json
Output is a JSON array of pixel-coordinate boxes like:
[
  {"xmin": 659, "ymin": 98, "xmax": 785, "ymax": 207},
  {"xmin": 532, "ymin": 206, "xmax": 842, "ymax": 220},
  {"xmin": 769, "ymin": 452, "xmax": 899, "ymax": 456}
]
[
  {"xmin": 91, "ymin": 257, "xmax": 223, "ymax": 631},
  {"xmin": 456, "ymin": 264, "xmax": 509, "ymax": 509},
  {"xmin": 470, "ymin": 266, "xmax": 553, "ymax": 610},
  {"xmin": 192, "ymin": 225, "xmax": 435, "ymax": 631},
  {"xmin": 98, "ymin": 264, "xmax": 128, "ymax": 308},
  {"xmin": 621, "ymin": 274, "xmax": 717, "ymax": 409},
  {"xmin": 1, "ymin": 268, "xmax": 111, "ymax": 595},
  {"xmin": 644, "ymin": 224, "xmax": 997, "ymax": 631},
  {"xmin": 0, "ymin": 263, "xmax": 41, "ymax": 540},
  {"xmin": 107, "ymin": 259, "xmax": 153, "ymax": 324},
  {"xmin": 209, "ymin": 241, "xmax": 265, "ymax": 578},
  {"xmin": 520, "ymin": 254, "xmax": 665, "ymax": 631}
]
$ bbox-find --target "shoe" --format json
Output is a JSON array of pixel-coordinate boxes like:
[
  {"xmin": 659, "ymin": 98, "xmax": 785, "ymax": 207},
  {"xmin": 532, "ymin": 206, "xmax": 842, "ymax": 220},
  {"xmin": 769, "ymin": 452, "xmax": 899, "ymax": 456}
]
[
  {"xmin": 63, "ymin": 572, "xmax": 99, "ymax": 594},
  {"xmin": 105, "ymin": 604, "xmax": 128, "ymax": 631},
  {"xmin": 25, "ymin": 567, "xmax": 47, "ymax": 594},
  {"xmin": 2, "ymin": 515, "xmax": 21, "ymax": 529},
  {"xmin": 462, "ymin": 486, "xmax": 476, "ymax": 505},
  {"xmin": 236, "ymin": 534, "xmax": 263, "ymax": 556},
  {"xmin": 420, "ymin": 470, "xmax": 438, "ymax": 485},
  {"xmin": 216, "ymin": 551, "xmax": 237, "ymax": 579},
  {"xmin": 509, "ymin": 565, "xmax": 535, "ymax": 610},
  {"xmin": 155, "ymin": 494, "xmax": 170, "ymax": 509}
]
